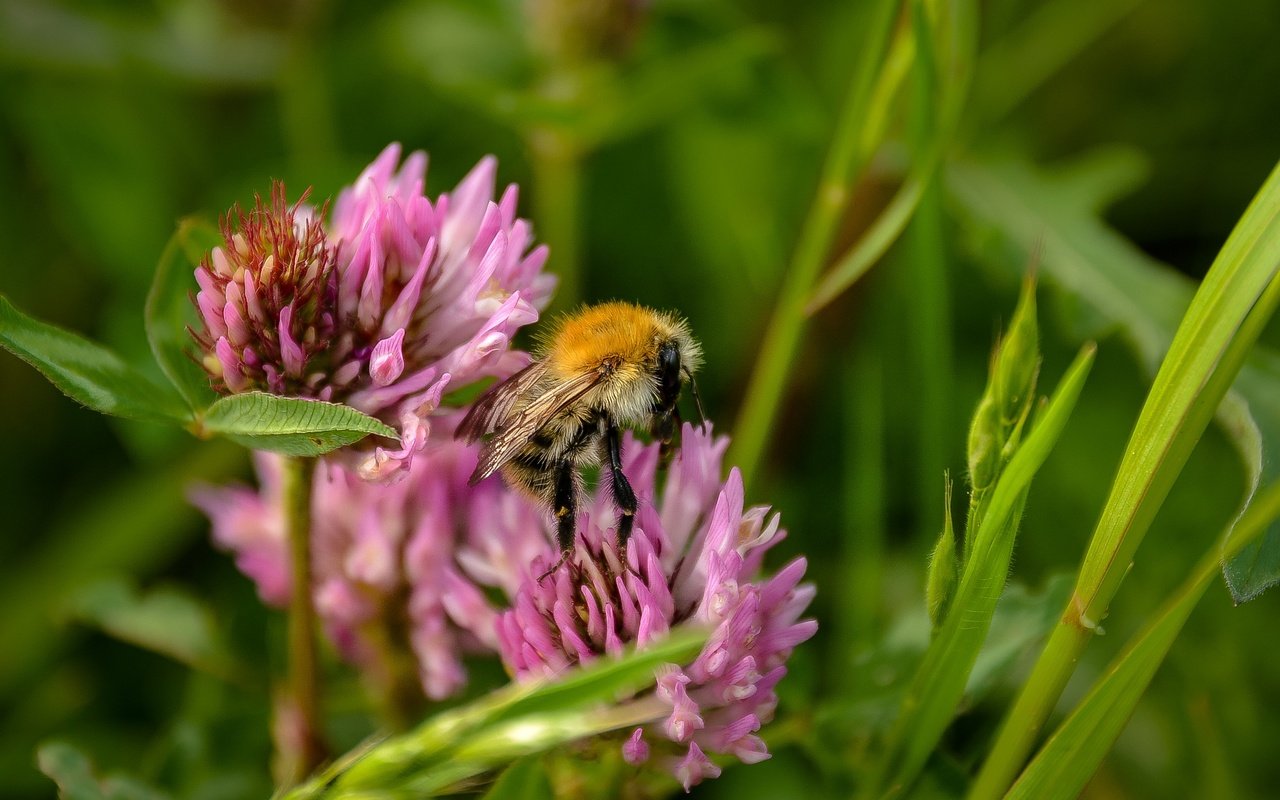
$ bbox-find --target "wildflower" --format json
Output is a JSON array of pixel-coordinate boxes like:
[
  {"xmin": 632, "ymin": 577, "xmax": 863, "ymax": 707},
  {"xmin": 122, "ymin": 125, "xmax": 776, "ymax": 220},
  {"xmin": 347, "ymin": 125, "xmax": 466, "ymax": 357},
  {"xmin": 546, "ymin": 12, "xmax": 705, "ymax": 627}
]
[
  {"xmin": 192, "ymin": 184, "xmax": 336, "ymax": 397},
  {"xmin": 191, "ymin": 434, "xmax": 490, "ymax": 701},
  {"xmin": 473, "ymin": 424, "xmax": 817, "ymax": 790},
  {"xmin": 192, "ymin": 144, "xmax": 554, "ymax": 480}
]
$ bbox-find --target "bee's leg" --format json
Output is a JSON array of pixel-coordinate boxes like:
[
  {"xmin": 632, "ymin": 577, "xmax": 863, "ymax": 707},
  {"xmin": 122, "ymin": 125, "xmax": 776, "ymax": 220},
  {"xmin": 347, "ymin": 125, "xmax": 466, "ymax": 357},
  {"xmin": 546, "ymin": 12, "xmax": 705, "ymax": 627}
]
[
  {"xmin": 552, "ymin": 459, "xmax": 577, "ymax": 553},
  {"xmin": 604, "ymin": 418, "xmax": 637, "ymax": 545}
]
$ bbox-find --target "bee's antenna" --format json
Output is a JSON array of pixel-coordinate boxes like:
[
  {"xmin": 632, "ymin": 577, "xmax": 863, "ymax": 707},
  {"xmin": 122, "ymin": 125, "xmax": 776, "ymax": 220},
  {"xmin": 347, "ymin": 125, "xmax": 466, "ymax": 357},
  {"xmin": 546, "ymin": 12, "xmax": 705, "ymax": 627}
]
[{"xmin": 683, "ymin": 368, "xmax": 708, "ymax": 431}]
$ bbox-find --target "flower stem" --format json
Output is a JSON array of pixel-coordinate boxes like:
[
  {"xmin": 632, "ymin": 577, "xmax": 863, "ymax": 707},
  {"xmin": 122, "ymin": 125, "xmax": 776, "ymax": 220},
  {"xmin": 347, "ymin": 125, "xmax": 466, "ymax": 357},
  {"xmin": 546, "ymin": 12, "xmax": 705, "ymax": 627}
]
[
  {"xmin": 728, "ymin": 0, "xmax": 901, "ymax": 491},
  {"xmin": 280, "ymin": 455, "xmax": 326, "ymax": 786}
]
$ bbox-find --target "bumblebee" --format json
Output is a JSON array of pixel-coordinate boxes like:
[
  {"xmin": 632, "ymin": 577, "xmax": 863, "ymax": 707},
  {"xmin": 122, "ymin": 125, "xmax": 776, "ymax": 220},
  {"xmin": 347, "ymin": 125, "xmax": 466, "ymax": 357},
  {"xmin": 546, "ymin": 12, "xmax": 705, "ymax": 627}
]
[{"xmin": 458, "ymin": 301, "xmax": 704, "ymax": 555}]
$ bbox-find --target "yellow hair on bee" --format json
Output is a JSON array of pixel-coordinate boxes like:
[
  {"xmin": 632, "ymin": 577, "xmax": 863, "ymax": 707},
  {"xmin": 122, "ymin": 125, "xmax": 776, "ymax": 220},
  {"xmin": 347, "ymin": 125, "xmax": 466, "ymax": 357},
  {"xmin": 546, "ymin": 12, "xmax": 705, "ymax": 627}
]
[{"xmin": 538, "ymin": 301, "xmax": 691, "ymax": 378}]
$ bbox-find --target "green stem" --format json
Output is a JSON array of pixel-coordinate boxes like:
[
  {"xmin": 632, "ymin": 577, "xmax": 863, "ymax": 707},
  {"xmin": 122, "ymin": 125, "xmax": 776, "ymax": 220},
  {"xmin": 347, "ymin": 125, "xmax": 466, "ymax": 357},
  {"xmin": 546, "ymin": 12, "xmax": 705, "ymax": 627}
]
[
  {"xmin": 728, "ymin": 0, "xmax": 902, "ymax": 491},
  {"xmin": 844, "ymin": 344, "xmax": 885, "ymax": 652},
  {"xmin": 529, "ymin": 123, "xmax": 584, "ymax": 313},
  {"xmin": 903, "ymin": 0, "xmax": 951, "ymax": 537},
  {"xmin": 969, "ymin": 224, "xmax": 1280, "ymax": 800},
  {"xmin": 280, "ymin": 455, "xmax": 325, "ymax": 787}
]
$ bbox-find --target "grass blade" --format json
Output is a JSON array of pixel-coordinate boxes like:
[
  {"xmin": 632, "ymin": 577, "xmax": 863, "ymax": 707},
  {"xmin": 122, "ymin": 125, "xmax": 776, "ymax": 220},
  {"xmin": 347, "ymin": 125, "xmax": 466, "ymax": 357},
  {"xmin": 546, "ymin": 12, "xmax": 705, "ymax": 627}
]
[{"xmin": 1006, "ymin": 478, "xmax": 1280, "ymax": 800}]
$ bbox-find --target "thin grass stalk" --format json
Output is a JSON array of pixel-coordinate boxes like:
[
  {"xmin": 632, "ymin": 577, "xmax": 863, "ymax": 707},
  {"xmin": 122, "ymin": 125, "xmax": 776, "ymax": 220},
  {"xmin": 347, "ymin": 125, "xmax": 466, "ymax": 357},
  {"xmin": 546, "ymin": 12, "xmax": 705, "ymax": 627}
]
[
  {"xmin": 729, "ymin": 0, "xmax": 902, "ymax": 491},
  {"xmin": 903, "ymin": 0, "xmax": 952, "ymax": 537}
]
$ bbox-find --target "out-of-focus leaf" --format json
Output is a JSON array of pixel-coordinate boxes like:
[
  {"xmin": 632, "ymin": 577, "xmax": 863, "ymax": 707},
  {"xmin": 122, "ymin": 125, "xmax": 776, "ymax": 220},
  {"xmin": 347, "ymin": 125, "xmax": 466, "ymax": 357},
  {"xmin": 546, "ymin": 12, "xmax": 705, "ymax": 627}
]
[
  {"xmin": 0, "ymin": 294, "xmax": 188, "ymax": 423},
  {"xmin": 0, "ymin": 442, "xmax": 242, "ymax": 698},
  {"xmin": 807, "ymin": 173, "xmax": 925, "ymax": 315},
  {"xmin": 948, "ymin": 152, "xmax": 1280, "ymax": 602},
  {"xmin": 64, "ymin": 579, "xmax": 244, "ymax": 683},
  {"xmin": 480, "ymin": 757, "xmax": 553, "ymax": 800},
  {"xmin": 0, "ymin": 3, "xmax": 282, "ymax": 84},
  {"xmin": 37, "ymin": 742, "xmax": 171, "ymax": 800},
  {"xmin": 821, "ymin": 575, "xmax": 1074, "ymax": 735},
  {"xmin": 146, "ymin": 219, "xmax": 219, "ymax": 411},
  {"xmin": 199, "ymin": 392, "xmax": 397, "ymax": 456}
]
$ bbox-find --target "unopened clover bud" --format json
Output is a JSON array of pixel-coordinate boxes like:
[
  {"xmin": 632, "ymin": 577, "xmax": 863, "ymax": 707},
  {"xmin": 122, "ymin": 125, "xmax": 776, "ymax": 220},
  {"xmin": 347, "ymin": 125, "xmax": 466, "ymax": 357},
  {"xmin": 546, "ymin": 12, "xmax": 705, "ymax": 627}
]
[
  {"xmin": 967, "ymin": 392, "xmax": 1001, "ymax": 494},
  {"xmin": 927, "ymin": 475, "xmax": 959, "ymax": 631},
  {"xmin": 993, "ymin": 272, "xmax": 1040, "ymax": 425}
]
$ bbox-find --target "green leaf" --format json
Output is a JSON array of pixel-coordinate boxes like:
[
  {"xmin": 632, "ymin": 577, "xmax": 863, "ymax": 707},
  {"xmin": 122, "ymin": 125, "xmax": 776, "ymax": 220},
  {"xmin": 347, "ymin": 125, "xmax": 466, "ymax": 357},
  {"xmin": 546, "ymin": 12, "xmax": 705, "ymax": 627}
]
[
  {"xmin": 948, "ymin": 152, "xmax": 1280, "ymax": 602},
  {"xmin": 873, "ymin": 344, "xmax": 1095, "ymax": 797},
  {"xmin": 64, "ymin": 578, "xmax": 244, "ymax": 683},
  {"xmin": 146, "ymin": 218, "xmax": 219, "ymax": 411},
  {"xmin": 0, "ymin": 295, "xmax": 188, "ymax": 423},
  {"xmin": 199, "ymin": 392, "xmax": 398, "ymax": 456},
  {"xmin": 285, "ymin": 627, "xmax": 708, "ymax": 798},
  {"xmin": 37, "ymin": 742, "xmax": 171, "ymax": 800},
  {"xmin": 1007, "ymin": 479, "xmax": 1280, "ymax": 800},
  {"xmin": 480, "ymin": 757, "xmax": 553, "ymax": 800}
]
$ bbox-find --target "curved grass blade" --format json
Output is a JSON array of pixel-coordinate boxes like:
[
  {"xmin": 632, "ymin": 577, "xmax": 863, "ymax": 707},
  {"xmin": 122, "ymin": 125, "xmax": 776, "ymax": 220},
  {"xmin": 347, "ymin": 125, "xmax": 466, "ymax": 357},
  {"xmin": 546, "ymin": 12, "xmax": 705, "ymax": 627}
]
[
  {"xmin": 964, "ymin": 155, "xmax": 1280, "ymax": 799},
  {"xmin": 285, "ymin": 628, "xmax": 707, "ymax": 798},
  {"xmin": 1006, "ymin": 478, "xmax": 1280, "ymax": 800}
]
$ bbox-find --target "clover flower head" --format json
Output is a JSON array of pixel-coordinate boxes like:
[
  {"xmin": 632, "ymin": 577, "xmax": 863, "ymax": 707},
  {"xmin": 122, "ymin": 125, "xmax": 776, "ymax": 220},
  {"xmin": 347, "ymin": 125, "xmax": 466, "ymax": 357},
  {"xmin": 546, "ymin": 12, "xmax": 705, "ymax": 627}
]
[
  {"xmin": 193, "ymin": 184, "xmax": 337, "ymax": 396},
  {"xmin": 475, "ymin": 425, "xmax": 817, "ymax": 790},
  {"xmin": 192, "ymin": 144, "xmax": 554, "ymax": 480}
]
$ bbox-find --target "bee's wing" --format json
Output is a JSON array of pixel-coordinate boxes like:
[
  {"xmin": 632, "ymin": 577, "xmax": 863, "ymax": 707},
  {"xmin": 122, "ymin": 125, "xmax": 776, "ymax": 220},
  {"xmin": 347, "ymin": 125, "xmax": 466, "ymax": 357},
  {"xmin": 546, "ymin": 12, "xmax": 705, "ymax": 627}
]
[
  {"xmin": 457, "ymin": 361, "xmax": 549, "ymax": 442},
  {"xmin": 468, "ymin": 368, "xmax": 605, "ymax": 485}
]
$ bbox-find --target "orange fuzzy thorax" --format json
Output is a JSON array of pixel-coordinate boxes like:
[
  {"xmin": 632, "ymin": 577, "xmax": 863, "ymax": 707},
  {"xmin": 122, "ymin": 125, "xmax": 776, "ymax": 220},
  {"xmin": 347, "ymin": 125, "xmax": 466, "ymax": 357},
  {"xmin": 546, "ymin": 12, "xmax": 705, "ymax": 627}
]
[{"xmin": 541, "ymin": 302, "xmax": 679, "ymax": 379}]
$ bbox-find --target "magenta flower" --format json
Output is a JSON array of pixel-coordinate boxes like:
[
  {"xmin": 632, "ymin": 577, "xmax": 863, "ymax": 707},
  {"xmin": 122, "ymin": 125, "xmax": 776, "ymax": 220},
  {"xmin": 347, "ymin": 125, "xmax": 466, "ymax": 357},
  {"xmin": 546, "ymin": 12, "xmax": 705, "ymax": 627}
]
[
  {"xmin": 191, "ymin": 432, "xmax": 495, "ymax": 701},
  {"xmin": 192, "ymin": 184, "xmax": 337, "ymax": 398},
  {"xmin": 192, "ymin": 144, "xmax": 554, "ymax": 480},
  {"xmin": 474, "ymin": 424, "xmax": 817, "ymax": 790}
]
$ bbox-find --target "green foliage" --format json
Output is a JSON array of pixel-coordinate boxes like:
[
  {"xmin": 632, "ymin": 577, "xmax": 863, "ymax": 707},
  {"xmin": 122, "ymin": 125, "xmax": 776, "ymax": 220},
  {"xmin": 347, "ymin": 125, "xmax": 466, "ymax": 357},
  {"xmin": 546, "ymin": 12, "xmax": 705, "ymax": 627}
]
[
  {"xmin": 65, "ymin": 579, "xmax": 246, "ymax": 684},
  {"xmin": 874, "ymin": 342, "xmax": 1094, "ymax": 796},
  {"xmin": 146, "ymin": 220, "xmax": 220, "ymax": 412},
  {"xmin": 199, "ymin": 392, "xmax": 397, "ymax": 456},
  {"xmin": 7, "ymin": 0, "xmax": 1280, "ymax": 797},
  {"xmin": 1007, "ymin": 480, "xmax": 1280, "ymax": 799},
  {"xmin": 925, "ymin": 476, "xmax": 958, "ymax": 631},
  {"xmin": 0, "ymin": 295, "xmax": 188, "ymax": 423},
  {"xmin": 37, "ymin": 742, "xmax": 170, "ymax": 800},
  {"xmin": 286, "ymin": 628, "xmax": 707, "ymax": 798}
]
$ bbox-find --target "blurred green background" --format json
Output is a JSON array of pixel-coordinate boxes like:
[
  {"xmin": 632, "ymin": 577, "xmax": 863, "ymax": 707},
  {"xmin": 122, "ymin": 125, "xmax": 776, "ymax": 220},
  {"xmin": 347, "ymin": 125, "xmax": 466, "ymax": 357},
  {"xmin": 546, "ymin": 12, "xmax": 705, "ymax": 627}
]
[{"xmin": 3, "ymin": 0, "xmax": 1280, "ymax": 797}]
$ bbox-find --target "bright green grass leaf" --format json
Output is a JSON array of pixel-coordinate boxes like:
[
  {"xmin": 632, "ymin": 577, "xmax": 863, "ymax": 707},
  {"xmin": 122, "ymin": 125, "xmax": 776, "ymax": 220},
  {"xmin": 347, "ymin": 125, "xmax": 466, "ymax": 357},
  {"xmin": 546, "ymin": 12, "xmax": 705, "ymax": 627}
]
[
  {"xmin": 146, "ymin": 218, "xmax": 219, "ymax": 411},
  {"xmin": 480, "ymin": 757, "xmax": 553, "ymax": 800},
  {"xmin": 198, "ymin": 392, "xmax": 397, "ymax": 456},
  {"xmin": 1007, "ymin": 478, "xmax": 1280, "ymax": 800},
  {"xmin": 286, "ymin": 627, "xmax": 707, "ymax": 798},
  {"xmin": 65, "ymin": 578, "xmax": 245, "ymax": 683},
  {"xmin": 873, "ymin": 344, "xmax": 1094, "ymax": 797},
  {"xmin": 37, "ymin": 742, "xmax": 171, "ymax": 800},
  {"xmin": 0, "ymin": 294, "xmax": 188, "ymax": 423},
  {"xmin": 949, "ymin": 152, "xmax": 1280, "ymax": 603}
]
